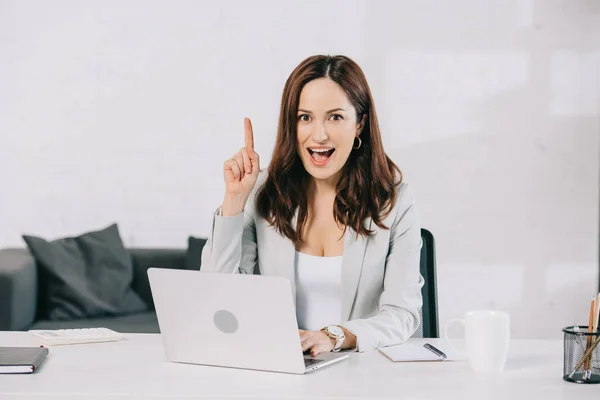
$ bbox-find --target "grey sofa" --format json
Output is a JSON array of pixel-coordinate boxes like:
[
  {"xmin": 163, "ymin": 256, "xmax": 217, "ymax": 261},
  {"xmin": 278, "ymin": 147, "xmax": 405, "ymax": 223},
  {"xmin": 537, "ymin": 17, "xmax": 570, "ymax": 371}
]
[{"xmin": 0, "ymin": 247, "xmax": 204, "ymax": 333}]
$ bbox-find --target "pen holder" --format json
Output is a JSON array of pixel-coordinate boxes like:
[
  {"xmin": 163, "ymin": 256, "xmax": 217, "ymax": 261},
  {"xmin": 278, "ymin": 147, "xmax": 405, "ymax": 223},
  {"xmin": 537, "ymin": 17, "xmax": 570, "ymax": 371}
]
[{"xmin": 562, "ymin": 326, "xmax": 600, "ymax": 384}]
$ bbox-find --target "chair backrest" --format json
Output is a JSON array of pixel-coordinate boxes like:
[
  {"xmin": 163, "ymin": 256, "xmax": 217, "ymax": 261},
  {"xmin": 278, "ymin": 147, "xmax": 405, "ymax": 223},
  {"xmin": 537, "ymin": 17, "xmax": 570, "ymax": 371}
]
[
  {"xmin": 411, "ymin": 228, "xmax": 439, "ymax": 338},
  {"xmin": 129, "ymin": 249, "xmax": 188, "ymax": 310}
]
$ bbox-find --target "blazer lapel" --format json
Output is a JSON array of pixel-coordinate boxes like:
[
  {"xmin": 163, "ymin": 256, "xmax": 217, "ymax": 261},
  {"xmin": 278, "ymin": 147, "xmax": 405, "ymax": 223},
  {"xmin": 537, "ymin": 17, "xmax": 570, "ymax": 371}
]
[
  {"xmin": 341, "ymin": 218, "xmax": 372, "ymax": 322},
  {"xmin": 271, "ymin": 209, "xmax": 299, "ymax": 303}
]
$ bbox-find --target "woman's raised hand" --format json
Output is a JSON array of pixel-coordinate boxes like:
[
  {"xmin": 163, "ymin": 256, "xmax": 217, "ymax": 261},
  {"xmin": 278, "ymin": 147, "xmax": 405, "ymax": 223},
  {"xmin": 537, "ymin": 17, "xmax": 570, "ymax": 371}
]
[{"xmin": 221, "ymin": 118, "xmax": 260, "ymax": 216}]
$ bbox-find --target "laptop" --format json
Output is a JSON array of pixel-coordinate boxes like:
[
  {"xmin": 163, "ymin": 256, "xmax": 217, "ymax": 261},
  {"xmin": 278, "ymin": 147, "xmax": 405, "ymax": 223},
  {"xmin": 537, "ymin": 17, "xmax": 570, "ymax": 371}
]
[{"xmin": 147, "ymin": 267, "xmax": 349, "ymax": 374}]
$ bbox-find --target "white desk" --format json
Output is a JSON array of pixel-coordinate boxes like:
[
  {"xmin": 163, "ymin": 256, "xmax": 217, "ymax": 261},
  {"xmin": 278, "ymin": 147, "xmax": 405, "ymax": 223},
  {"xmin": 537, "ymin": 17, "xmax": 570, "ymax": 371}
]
[{"xmin": 0, "ymin": 332, "xmax": 595, "ymax": 399}]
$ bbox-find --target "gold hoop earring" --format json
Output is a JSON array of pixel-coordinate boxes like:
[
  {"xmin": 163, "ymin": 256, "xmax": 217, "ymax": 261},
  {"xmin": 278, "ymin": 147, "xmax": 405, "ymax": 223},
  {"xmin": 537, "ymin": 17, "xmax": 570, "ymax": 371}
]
[{"xmin": 353, "ymin": 137, "xmax": 362, "ymax": 149}]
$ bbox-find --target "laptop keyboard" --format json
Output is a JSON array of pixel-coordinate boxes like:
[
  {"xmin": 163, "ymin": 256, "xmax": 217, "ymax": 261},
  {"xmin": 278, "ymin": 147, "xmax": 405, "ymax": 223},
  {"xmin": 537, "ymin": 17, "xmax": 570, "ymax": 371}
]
[{"xmin": 304, "ymin": 358, "xmax": 322, "ymax": 367}]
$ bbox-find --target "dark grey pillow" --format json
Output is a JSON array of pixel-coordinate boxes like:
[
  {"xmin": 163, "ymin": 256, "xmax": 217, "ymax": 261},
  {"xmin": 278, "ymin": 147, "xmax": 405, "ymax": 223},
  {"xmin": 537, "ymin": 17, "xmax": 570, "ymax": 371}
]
[
  {"xmin": 22, "ymin": 224, "xmax": 148, "ymax": 321},
  {"xmin": 185, "ymin": 236, "xmax": 207, "ymax": 271}
]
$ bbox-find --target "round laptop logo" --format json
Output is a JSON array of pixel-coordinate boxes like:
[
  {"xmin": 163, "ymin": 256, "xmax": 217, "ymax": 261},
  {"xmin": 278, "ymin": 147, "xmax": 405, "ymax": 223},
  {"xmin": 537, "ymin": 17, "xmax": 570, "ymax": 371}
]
[{"xmin": 213, "ymin": 309, "xmax": 238, "ymax": 334}]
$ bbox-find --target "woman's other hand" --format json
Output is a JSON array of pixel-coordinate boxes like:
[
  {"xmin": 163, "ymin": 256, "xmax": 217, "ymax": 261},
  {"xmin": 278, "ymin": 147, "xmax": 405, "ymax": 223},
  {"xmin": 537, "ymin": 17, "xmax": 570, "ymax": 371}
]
[{"xmin": 299, "ymin": 329, "xmax": 335, "ymax": 356}]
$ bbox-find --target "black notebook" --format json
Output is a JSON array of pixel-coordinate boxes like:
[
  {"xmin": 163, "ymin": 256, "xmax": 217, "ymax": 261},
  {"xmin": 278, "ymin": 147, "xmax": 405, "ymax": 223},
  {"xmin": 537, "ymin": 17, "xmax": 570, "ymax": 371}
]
[{"xmin": 0, "ymin": 347, "xmax": 49, "ymax": 374}]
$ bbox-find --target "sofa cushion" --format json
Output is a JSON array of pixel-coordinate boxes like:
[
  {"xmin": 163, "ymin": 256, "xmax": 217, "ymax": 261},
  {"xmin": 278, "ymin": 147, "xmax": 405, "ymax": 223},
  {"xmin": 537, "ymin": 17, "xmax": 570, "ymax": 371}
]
[
  {"xmin": 22, "ymin": 223, "xmax": 148, "ymax": 321},
  {"xmin": 185, "ymin": 236, "xmax": 207, "ymax": 270},
  {"xmin": 29, "ymin": 311, "xmax": 160, "ymax": 333}
]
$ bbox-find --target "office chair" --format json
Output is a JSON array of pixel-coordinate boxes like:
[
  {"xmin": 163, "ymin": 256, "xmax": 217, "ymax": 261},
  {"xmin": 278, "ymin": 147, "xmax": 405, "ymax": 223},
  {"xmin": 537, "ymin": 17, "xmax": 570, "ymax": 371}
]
[{"xmin": 411, "ymin": 228, "xmax": 439, "ymax": 338}]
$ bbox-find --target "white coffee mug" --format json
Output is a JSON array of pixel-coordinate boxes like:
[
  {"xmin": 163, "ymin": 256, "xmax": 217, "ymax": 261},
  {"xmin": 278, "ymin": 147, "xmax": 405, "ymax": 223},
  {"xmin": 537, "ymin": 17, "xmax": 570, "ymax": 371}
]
[{"xmin": 444, "ymin": 310, "xmax": 510, "ymax": 372}]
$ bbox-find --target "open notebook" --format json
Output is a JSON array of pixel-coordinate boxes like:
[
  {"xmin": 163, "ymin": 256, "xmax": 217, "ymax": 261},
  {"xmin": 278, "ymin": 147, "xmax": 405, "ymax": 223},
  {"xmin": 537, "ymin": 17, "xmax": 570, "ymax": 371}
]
[{"xmin": 379, "ymin": 342, "xmax": 464, "ymax": 362}]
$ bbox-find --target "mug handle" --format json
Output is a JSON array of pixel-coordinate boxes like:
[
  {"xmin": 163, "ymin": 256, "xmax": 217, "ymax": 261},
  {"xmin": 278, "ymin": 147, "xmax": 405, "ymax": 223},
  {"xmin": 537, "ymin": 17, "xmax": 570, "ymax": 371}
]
[{"xmin": 443, "ymin": 317, "xmax": 468, "ymax": 356}]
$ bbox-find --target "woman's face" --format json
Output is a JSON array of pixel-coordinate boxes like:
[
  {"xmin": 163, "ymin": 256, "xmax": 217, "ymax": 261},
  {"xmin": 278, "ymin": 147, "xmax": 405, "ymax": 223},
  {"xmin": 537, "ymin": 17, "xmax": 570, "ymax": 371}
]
[{"xmin": 296, "ymin": 78, "xmax": 364, "ymax": 185}]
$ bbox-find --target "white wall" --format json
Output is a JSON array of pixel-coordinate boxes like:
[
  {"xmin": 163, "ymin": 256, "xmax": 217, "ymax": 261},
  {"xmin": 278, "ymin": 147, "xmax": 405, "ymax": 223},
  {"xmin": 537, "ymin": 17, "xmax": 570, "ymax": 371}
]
[{"xmin": 1, "ymin": 0, "xmax": 598, "ymax": 339}]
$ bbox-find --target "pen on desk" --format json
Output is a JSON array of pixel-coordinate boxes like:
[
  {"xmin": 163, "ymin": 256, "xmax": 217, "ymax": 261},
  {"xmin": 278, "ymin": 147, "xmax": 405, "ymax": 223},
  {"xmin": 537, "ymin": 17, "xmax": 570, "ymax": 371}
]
[{"xmin": 423, "ymin": 343, "xmax": 447, "ymax": 360}]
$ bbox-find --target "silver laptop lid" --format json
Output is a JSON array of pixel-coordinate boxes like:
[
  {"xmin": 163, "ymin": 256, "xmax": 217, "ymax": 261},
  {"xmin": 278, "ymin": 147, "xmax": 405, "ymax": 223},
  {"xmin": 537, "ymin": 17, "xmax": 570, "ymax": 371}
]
[{"xmin": 147, "ymin": 267, "xmax": 306, "ymax": 374}]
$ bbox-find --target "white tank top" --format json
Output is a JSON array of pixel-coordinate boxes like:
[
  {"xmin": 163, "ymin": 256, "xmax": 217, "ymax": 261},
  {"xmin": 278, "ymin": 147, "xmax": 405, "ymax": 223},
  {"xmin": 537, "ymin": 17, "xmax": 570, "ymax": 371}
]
[{"xmin": 294, "ymin": 251, "xmax": 343, "ymax": 331}]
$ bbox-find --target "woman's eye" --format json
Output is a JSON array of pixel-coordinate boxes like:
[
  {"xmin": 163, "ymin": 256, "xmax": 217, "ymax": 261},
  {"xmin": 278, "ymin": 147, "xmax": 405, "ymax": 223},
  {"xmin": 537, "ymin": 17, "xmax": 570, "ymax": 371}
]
[
  {"xmin": 298, "ymin": 114, "xmax": 311, "ymax": 122},
  {"xmin": 330, "ymin": 114, "xmax": 343, "ymax": 121}
]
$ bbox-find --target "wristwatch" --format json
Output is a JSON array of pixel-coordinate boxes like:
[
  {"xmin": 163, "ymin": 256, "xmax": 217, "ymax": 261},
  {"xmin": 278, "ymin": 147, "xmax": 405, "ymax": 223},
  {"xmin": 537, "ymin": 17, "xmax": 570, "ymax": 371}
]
[{"xmin": 321, "ymin": 325, "xmax": 345, "ymax": 352}]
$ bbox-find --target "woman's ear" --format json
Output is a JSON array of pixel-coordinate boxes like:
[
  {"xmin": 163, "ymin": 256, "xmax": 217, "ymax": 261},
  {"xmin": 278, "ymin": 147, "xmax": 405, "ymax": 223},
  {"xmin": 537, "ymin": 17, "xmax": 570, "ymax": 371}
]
[{"xmin": 357, "ymin": 114, "xmax": 367, "ymax": 135}]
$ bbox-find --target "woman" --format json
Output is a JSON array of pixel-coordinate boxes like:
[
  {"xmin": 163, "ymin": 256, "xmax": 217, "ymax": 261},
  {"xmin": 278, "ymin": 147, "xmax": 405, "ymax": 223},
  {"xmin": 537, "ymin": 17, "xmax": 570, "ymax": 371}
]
[{"xmin": 201, "ymin": 54, "xmax": 424, "ymax": 355}]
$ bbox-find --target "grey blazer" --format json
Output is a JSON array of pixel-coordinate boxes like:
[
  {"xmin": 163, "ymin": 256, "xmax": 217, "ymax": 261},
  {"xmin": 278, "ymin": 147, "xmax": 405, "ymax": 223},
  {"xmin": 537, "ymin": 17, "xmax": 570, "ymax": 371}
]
[{"xmin": 200, "ymin": 171, "xmax": 424, "ymax": 352}]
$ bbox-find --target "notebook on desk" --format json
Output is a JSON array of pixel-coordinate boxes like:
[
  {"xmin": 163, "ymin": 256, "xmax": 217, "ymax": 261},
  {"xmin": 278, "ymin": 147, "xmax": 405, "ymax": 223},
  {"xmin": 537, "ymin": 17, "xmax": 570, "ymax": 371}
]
[
  {"xmin": 0, "ymin": 347, "xmax": 49, "ymax": 374},
  {"xmin": 379, "ymin": 342, "xmax": 463, "ymax": 362}
]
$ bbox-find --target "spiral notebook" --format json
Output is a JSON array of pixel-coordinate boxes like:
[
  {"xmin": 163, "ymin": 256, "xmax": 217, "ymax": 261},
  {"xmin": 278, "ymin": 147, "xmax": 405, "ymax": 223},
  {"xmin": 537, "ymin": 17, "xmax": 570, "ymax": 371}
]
[{"xmin": 0, "ymin": 347, "xmax": 49, "ymax": 374}]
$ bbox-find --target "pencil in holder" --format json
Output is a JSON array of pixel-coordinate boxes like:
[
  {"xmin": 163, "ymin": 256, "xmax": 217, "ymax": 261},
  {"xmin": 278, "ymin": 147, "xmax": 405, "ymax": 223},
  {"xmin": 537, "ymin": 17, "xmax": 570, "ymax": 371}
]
[{"xmin": 563, "ymin": 326, "xmax": 600, "ymax": 384}]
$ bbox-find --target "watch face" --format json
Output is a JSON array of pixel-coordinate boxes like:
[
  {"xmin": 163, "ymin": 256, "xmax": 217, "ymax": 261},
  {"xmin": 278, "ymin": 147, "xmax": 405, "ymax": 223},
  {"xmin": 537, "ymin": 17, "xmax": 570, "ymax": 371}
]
[{"xmin": 328, "ymin": 326, "xmax": 344, "ymax": 337}]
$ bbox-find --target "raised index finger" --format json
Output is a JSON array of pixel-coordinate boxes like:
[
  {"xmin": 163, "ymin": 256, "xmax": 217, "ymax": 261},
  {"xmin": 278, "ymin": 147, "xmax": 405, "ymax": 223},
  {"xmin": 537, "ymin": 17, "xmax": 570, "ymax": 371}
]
[{"xmin": 244, "ymin": 117, "xmax": 254, "ymax": 152}]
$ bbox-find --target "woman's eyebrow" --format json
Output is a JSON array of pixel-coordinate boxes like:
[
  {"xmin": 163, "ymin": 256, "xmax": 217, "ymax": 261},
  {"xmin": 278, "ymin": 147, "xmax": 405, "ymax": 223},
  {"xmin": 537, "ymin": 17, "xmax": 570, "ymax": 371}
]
[{"xmin": 297, "ymin": 108, "xmax": 346, "ymax": 114}]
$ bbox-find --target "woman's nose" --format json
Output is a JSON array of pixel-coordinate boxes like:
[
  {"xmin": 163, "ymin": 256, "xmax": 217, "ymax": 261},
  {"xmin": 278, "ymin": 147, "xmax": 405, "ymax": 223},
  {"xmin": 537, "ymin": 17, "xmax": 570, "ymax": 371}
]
[{"xmin": 311, "ymin": 123, "xmax": 328, "ymax": 143}]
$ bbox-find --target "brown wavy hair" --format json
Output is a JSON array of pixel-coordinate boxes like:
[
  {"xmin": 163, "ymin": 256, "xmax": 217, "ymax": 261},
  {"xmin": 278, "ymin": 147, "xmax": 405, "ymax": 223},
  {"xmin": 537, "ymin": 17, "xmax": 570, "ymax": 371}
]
[{"xmin": 256, "ymin": 54, "xmax": 402, "ymax": 242}]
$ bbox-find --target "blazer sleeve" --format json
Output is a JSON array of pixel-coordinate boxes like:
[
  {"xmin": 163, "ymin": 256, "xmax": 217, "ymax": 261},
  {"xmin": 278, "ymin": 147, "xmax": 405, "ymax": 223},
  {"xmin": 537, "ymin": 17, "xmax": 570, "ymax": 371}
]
[
  {"xmin": 200, "ymin": 185, "xmax": 261, "ymax": 275},
  {"xmin": 340, "ymin": 183, "xmax": 425, "ymax": 352}
]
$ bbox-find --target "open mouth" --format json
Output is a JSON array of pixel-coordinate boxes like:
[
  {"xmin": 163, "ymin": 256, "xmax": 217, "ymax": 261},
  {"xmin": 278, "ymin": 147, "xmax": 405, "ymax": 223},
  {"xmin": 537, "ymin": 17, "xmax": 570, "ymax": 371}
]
[{"xmin": 308, "ymin": 148, "xmax": 335, "ymax": 164}]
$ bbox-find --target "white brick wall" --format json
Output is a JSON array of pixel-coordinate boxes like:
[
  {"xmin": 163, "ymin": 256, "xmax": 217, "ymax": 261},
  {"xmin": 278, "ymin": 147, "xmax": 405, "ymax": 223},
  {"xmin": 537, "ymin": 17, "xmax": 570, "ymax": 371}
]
[{"xmin": 1, "ymin": 0, "xmax": 598, "ymax": 338}]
